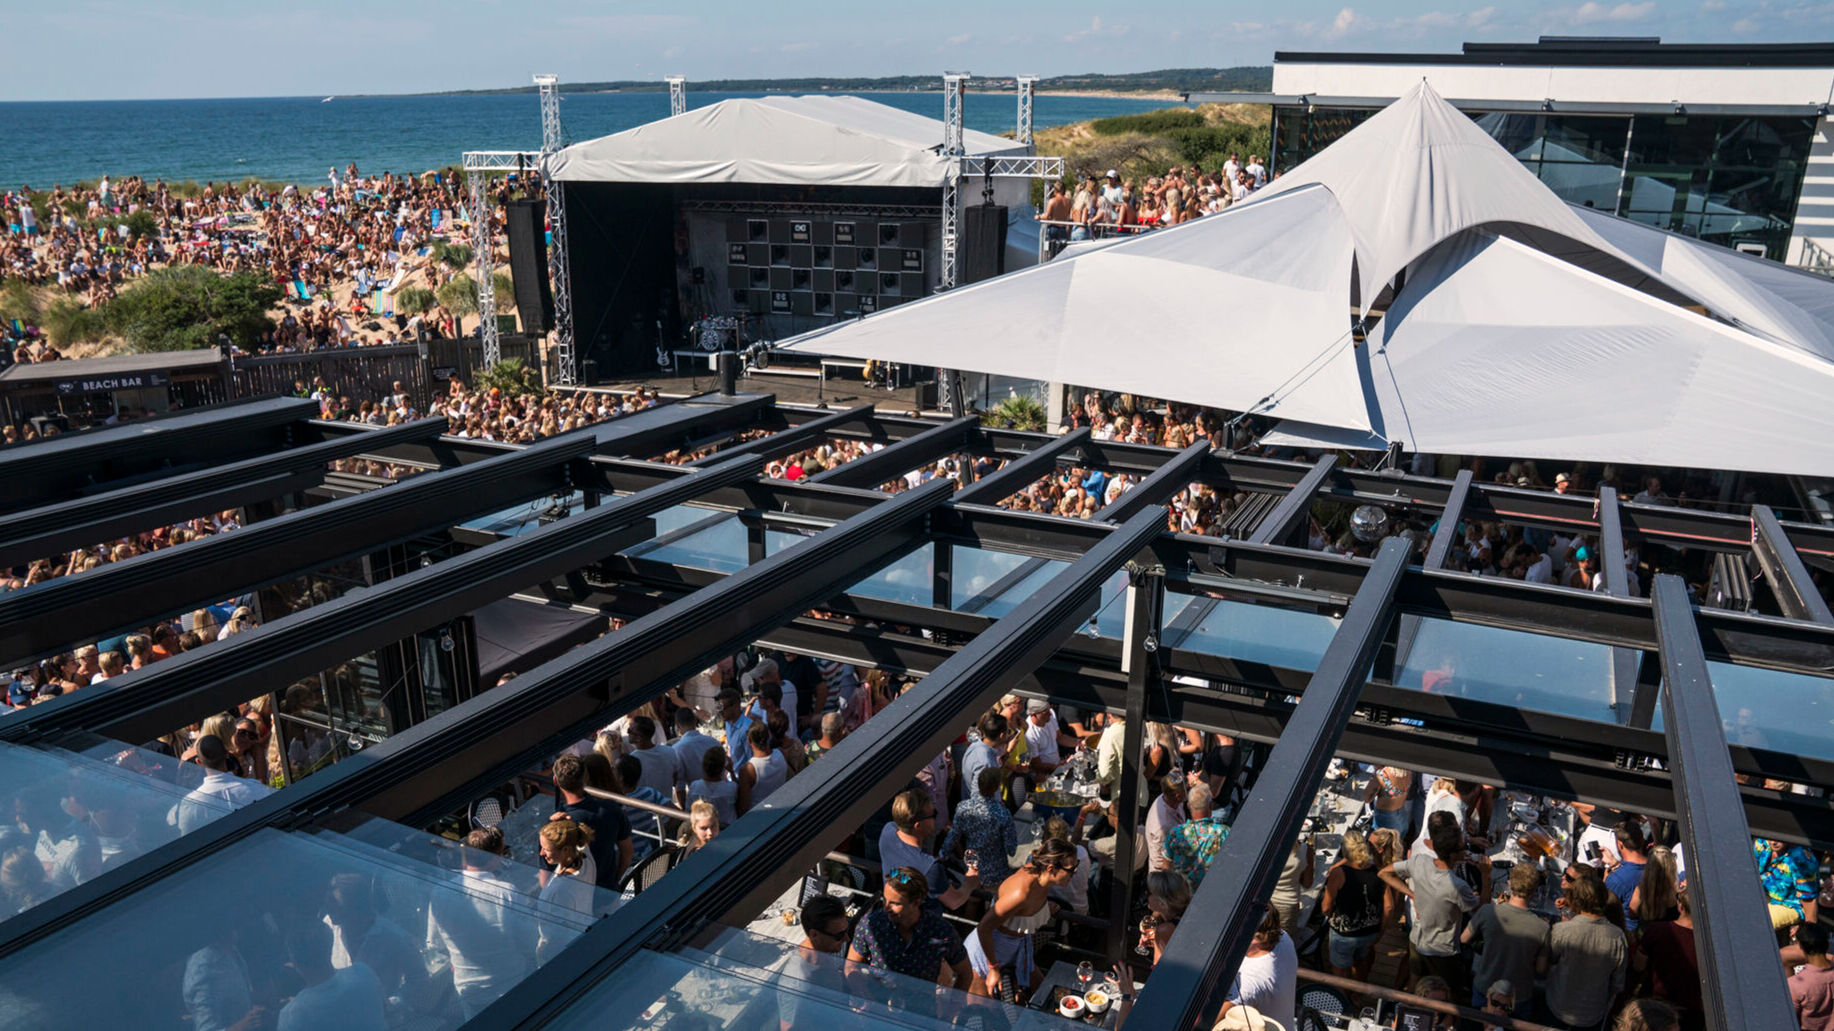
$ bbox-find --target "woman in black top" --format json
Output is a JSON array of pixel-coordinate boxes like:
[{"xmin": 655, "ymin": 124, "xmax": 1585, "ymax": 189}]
[{"xmin": 1321, "ymin": 828, "xmax": 1390, "ymax": 981}]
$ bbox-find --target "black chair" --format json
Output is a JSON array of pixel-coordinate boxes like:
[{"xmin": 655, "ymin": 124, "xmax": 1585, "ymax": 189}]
[
  {"xmin": 617, "ymin": 843, "xmax": 677, "ymax": 895},
  {"xmin": 1295, "ymin": 983, "xmax": 1353, "ymax": 1031}
]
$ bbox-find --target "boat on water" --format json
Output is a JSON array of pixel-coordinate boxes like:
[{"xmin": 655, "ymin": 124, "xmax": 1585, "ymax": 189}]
[{"xmin": 321, "ymin": 96, "xmax": 334, "ymax": 103}]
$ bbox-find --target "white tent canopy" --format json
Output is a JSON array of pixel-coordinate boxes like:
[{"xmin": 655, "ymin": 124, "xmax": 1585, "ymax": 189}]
[
  {"xmin": 780, "ymin": 81, "xmax": 1834, "ymax": 477},
  {"xmin": 546, "ymin": 95, "xmax": 1029, "ymax": 190}
]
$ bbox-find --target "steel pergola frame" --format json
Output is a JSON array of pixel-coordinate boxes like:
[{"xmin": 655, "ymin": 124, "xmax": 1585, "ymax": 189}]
[{"xmin": 3, "ymin": 393, "xmax": 1831, "ymax": 1031}]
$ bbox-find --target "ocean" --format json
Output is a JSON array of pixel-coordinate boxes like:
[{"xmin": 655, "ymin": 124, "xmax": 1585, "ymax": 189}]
[{"xmin": 0, "ymin": 91, "xmax": 1173, "ymax": 189}]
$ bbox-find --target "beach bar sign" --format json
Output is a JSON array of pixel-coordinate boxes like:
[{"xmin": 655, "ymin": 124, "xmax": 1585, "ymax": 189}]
[{"xmin": 52, "ymin": 370, "xmax": 170, "ymax": 396}]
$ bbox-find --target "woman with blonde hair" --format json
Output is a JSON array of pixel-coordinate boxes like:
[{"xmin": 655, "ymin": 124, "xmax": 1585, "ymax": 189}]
[
  {"xmin": 844, "ymin": 668, "xmax": 895, "ymax": 733},
  {"xmin": 537, "ymin": 817, "xmax": 599, "ymax": 961},
  {"xmin": 1321, "ymin": 828, "xmax": 1388, "ymax": 981},
  {"xmin": 189, "ymin": 608, "xmax": 220, "ymax": 643},
  {"xmin": 679, "ymin": 799, "xmax": 720, "ymax": 855}
]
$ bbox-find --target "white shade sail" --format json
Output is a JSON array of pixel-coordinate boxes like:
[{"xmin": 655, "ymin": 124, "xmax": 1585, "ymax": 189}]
[
  {"xmin": 1348, "ymin": 230, "xmax": 1834, "ymax": 476},
  {"xmin": 547, "ymin": 95, "xmax": 1027, "ymax": 189},
  {"xmin": 783, "ymin": 185, "xmax": 1373, "ymax": 430},
  {"xmin": 777, "ymin": 80, "xmax": 1834, "ymax": 477}
]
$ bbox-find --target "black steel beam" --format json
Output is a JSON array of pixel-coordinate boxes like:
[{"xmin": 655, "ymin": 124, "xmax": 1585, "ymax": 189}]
[
  {"xmin": 1650, "ymin": 575, "xmax": 1796, "ymax": 1031},
  {"xmin": 1103, "ymin": 440, "xmax": 1209, "ymax": 525},
  {"xmin": 806, "ymin": 415, "xmax": 977, "ymax": 489},
  {"xmin": 0, "ymin": 477, "xmax": 947, "ymax": 965},
  {"xmin": 1125, "ymin": 537, "xmax": 1408, "ymax": 1030},
  {"xmin": 1597, "ymin": 486, "xmax": 1643, "ymax": 721},
  {"xmin": 0, "ymin": 396, "xmax": 319, "ymax": 514},
  {"xmin": 1248, "ymin": 454, "xmax": 1337, "ymax": 547},
  {"xmin": 953, "ymin": 426, "xmax": 1091, "ymax": 507},
  {"xmin": 749, "ymin": 615, "xmax": 1834, "ymax": 848},
  {"xmin": 0, "ymin": 433, "xmax": 595, "ymax": 667},
  {"xmin": 686, "ymin": 402, "xmax": 874, "ymax": 467},
  {"xmin": 0, "ymin": 449, "xmax": 771, "ymax": 747},
  {"xmin": 581, "ymin": 391, "xmax": 775, "ymax": 458},
  {"xmin": 1395, "ymin": 468, "xmax": 1473, "ymax": 672},
  {"xmin": 369, "ymin": 480, "xmax": 955, "ymax": 826},
  {"xmin": 0, "ymin": 418, "xmax": 447, "ymax": 570},
  {"xmin": 468, "ymin": 504, "xmax": 1170, "ymax": 1030},
  {"xmin": 1751, "ymin": 504, "xmax": 1834, "ymax": 624},
  {"xmin": 1108, "ymin": 567, "xmax": 1159, "ymax": 964}
]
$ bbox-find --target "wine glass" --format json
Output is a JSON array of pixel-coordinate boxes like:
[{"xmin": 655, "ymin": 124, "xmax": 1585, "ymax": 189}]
[
  {"xmin": 1076, "ymin": 961, "xmax": 1094, "ymax": 987},
  {"xmin": 1135, "ymin": 916, "xmax": 1155, "ymax": 956},
  {"xmin": 963, "ymin": 848, "xmax": 980, "ymax": 876}
]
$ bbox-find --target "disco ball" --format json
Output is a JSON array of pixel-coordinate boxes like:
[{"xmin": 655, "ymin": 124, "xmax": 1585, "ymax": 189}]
[{"xmin": 1350, "ymin": 505, "xmax": 1391, "ymax": 543}]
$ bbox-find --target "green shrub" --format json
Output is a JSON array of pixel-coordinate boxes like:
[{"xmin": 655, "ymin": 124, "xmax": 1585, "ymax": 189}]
[
  {"xmin": 491, "ymin": 271, "xmax": 515, "ymax": 308},
  {"xmin": 103, "ymin": 266, "xmax": 282, "ymax": 353},
  {"xmin": 396, "ymin": 286, "xmax": 437, "ymax": 315},
  {"xmin": 1090, "ymin": 109, "xmax": 1206, "ymax": 136},
  {"xmin": 982, "ymin": 393, "xmax": 1047, "ymax": 432},
  {"xmin": 40, "ymin": 298, "xmax": 108, "ymax": 346},
  {"xmin": 0, "ymin": 281, "xmax": 42, "ymax": 325},
  {"xmin": 436, "ymin": 274, "xmax": 478, "ymax": 316},
  {"xmin": 433, "ymin": 240, "xmax": 473, "ymax": 270},
  {"xmin": 476, "ymin": 358, "xmax": 543, "ymax": 396}
]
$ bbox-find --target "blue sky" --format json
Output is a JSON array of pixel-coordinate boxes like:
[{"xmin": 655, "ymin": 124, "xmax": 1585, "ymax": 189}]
[{"xmin": 0, "ymin": 0, "xmax": 1824, "ymax": 101}]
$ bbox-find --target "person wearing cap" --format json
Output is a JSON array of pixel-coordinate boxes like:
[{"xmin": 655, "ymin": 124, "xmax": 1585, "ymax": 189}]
[
  {"xmin": 1022, "ymin": 699, "xmax": 1078, "ymax": 777},
  {"xmin": 1101, "ymin": 170, "xmax": 1123, "ymax": 207},
  {"xmin": 1554, "ymin": 472, "xmax": 1574, "ymax": 495}
]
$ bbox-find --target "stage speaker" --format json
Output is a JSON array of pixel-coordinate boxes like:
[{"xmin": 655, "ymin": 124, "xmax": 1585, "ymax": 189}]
[
  {"xmin": 961, "ymin": 204, "xmax": 1008, "ymax": 286},
  {"xmin": 505, "ymin": 198, "xmax": 554, "ymax": 334}
]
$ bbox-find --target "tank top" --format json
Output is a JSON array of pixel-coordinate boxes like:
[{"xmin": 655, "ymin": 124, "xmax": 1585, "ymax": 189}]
[
  {"xmin": 1326, "ymin": 863, "xmax": 1384, "ymax": 935},
  {"xmin": 747, "ymin": 749, "xmax": 789, "ymax": 803},
  {"xmin": 688, "ymin": 779, "xmax": 739, "ymax": 828}
]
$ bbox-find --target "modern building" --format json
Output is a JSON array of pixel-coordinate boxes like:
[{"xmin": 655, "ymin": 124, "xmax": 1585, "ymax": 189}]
[{"xmin": 1195, "ymin": 38, "xmax": 1834, "ymax": 265}]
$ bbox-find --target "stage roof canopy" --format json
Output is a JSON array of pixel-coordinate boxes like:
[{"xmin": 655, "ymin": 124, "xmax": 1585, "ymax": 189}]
[
  {"xmin": 782, "ymin": 81, "xmax": 1834, "ymax": 477},
  {"xmin": 547, "ymin": 94, "xmax": 1030, "ymax": 190}
]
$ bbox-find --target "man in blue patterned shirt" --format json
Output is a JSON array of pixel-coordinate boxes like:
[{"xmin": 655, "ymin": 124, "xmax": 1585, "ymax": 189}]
[
  {"xmin": 940, "ymin": 767, "xmax": 1019, "ymax": 878},
  {"xmin": 1166, "ymin": 782, "xmax": 1230, "ymax": 887},
  {"xmin": 1756, "ymin": 837, "xmax": 1821, "ymax": 929}
]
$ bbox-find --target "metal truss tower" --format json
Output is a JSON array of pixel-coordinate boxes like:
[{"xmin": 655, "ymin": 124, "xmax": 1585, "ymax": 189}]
[
  {"xmin": 535, "ymin": 74, "xmax": 577, "ymax": 385},
  {"xmin": 1016, "ymin": 75, "xmax": 1038, "ymax": 145},
  {"xmin": 467, "ymin": 165, "xmax": 499, "ymax": 366},
  {"xmin": 939, "ymin": 72, "xmax": 968, "ymax": 292},
  {"xmin": 667, "ymin": 76, "xmax": 687, "ymax": 117}
]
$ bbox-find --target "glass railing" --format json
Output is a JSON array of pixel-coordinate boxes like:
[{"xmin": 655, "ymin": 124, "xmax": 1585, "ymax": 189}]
[
  {"xmin": 1394, "ymin": 618, "xmax": 1617, "ymax": 724},
  {"xmin": 460, "ymin": 491, "xmax": 586, "ymax": 537},
  {"xmin": 544, "ymin": 926, "xmax": 1077, "ymax": 1031}
]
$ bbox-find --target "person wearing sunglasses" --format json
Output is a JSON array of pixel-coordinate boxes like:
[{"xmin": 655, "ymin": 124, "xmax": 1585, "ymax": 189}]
[
  {"xmin": 846, "ymin": 866, "xmax": 973, "ymax": 1007},
  {"xmin": 781, "ymin": 896, "xmax": 850, "ymax": 1030},
  {"xmin": 968, "ymin": 838, "xmax": 1079, "ymax": 1002}
]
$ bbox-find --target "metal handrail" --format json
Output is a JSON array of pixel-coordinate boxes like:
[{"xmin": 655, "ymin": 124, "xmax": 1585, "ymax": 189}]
[{"xmin": 1295, "ymin": 967, "xmax": 1559, "ymax": 1031}]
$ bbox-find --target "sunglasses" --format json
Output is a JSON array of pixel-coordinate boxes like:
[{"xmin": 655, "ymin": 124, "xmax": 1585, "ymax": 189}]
[{"xmin": 887, "ymin": 870, "xmax": 918, "ymax": 886}]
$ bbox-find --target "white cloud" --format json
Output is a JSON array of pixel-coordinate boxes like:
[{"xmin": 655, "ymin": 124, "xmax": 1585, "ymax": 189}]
[
  {"xmin": 1732, "ymin": 15, "xmax": 1761, "ymax": 30},
  {"xmin": 1063, "ymin": 15, "xmax": 1131, "ymax": 43},
  {"xmin": 1328, "ymin": 7, "xmax": 1359, "ymax": 37},
  {"xmin": 945, "ymin": 33, "xmax": 972, "ymax": 46},
  {"xmin": 1571, "ymin": 1, "xmax": 1658, "ymax": 22},
  {"xmin": 1699, "ymin": 0, "xmax": 1727, "ymax": 9},
  {"xmin": 1467, "ymin": 5, "xmax": 1498, "ymax": 26}
]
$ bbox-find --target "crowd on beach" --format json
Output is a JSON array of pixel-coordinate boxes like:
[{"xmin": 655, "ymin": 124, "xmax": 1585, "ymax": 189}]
[
  {"xmin": 2, "ymin": 164, "xmax": 507, "ymax": 364},
  {"xmin": 1038, "ymin": 153, "xmax": 1271, "ymax": 246}
]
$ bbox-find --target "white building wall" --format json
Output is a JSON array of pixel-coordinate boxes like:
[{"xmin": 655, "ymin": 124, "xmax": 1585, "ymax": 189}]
[
  {"xmin": 1791, "ymin": 118, "xmax": 1834, "ymax": 265},
  {"xmin": 1272, "ymin": 61, "xmax": 1834, "ymax": 107}
]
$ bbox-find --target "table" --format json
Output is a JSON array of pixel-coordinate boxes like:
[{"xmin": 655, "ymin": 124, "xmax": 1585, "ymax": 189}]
[
  {"xmin": 744, "ymin": 878, "xmax": 856, "ymax": 945},
  {"xmin": 1030, "ymin": 960, "xmax": 1131, "ymax": 1028}
]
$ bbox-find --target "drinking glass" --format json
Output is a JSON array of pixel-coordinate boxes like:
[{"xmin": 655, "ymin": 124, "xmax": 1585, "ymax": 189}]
[
  {"xmin": 1135, "ymin": 917, "xmax": 1154, "ymax": 956},
  {"xmin": 1076, "ymin": 961, "xmax": 1094, "ymax": 987}
]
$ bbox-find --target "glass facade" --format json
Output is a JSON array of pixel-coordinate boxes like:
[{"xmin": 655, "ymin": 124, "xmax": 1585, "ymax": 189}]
[{"xmin": 1274, "ymin": 107, "xmax": 1818, "ymax": 259}]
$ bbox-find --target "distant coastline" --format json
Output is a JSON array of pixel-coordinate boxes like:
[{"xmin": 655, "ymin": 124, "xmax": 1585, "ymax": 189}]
[{"xmin": 397, "ymin": 67, "xmax": 1272, "ymax": 100}]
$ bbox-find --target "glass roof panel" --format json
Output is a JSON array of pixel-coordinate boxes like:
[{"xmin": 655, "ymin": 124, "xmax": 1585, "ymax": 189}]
[
  {"xmin": 1164, "ymin": 597, "xmax": 1342, "ymax": 673},
  {"xmin": 544, "ymin": 928, "xmax": 1076, "ymax": 1031},
  {"xmin": 1652, "ymin": 661, "xmax": 1834, "ymax": 762},
  {"xmin": 0, "ymin": 737, "xmax": 221, "ymax": 921},
  {"xmin": 1395, "ymin": 617, "xmax": 1618, "ymax": 724},
  {"xmin": 639, "ymin": 513, "xmax": 748, "ymax": 572},
  {"xmin": 0, "ymin": 821, "xmax": 610, "ymax": 1029},
  {"xmin": 842, "ymin": 543, "xmax": 936, "ymax": 608}
]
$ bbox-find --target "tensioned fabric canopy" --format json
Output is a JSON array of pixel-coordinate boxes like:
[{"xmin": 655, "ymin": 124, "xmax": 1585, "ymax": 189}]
[
  {"xmin": 782, "ymin": 81, "xmax": 1834, "ymax": 477},
  {"xmin": 546, "ymin": 94, "xmax": 1029, "ymax": 189}
]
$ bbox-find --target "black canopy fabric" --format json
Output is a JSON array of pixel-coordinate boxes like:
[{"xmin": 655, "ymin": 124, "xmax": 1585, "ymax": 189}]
[{"xmin": 472, "ymin": 596, "xmax": 604, "ymax": 687}]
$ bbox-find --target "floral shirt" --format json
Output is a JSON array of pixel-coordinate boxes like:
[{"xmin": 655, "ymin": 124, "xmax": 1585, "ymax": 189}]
[
  {"xmin": 851, "ymin": 908, "xmax": 966, "ymax": 983},
  {"xmin": 1756, "ymin": 839, "xmax": 1819, "ymax": 917},
  {"xmin": 939, "ymin": 795, "xmax": 1018, "ymax": 875},
  {"xmin": 1167, "ymin": 816, "xmax": 1231, "ymax": 887}
]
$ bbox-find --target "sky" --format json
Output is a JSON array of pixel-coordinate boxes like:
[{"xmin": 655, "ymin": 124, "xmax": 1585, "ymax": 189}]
[{"xmin": 0, "ymin": 0, "xmax": 1829, "ymax": 101}]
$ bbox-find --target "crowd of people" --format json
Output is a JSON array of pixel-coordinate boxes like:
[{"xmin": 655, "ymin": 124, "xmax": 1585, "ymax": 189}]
[
  {"xmin": 2, "ymin": 163, "xmax": 505, "ymax": 364},
  {"xmin": 1038, "ymin": 154, "xmax": 1273, "ymax": 247}
]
